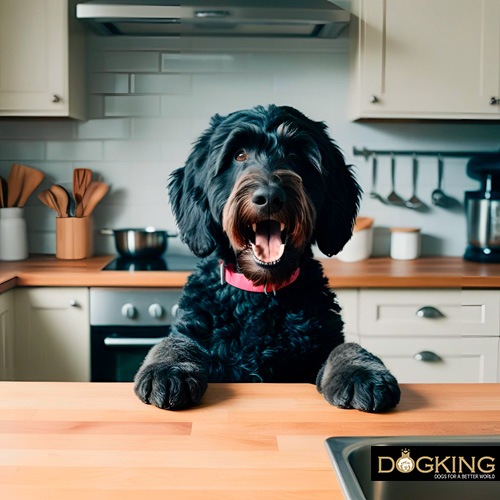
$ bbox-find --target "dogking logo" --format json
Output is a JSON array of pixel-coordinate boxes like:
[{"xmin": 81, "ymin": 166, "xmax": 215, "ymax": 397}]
[
  {"xmin": 396, "ymin": 449, "xmax": 415, "ymax": 473},
  {"xmin": 371, "ymin": 445, "xmax": 499, "ymax": 482}
]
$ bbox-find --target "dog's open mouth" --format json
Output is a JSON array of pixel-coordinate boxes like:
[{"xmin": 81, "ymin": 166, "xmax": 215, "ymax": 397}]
[{"xmin": 247, "ymin": 220, "xmax": 287, "ymax": 267}]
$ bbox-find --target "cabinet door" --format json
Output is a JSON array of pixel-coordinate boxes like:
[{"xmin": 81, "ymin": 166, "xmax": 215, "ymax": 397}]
[
  {"xmin": 334, "ymin": 289, "xmax": 359, "ymax": 343},
  {"xmin": 353, "ymin": 0, "xmax": 500, "ymax": 119},
  {"xmin": 362, "ymin": 336, "xmax": 499, "ymax": 383},
  {"xmin": 14, "ymin": 287, "xmax": 90, "ymax": 381},
  {"xmin": 0, "ymin": 290, "xmax": 15, "ymax": 381},
  {"xmin": 0, "ymin": 0, "xmax": 68, "ymax": 115}
]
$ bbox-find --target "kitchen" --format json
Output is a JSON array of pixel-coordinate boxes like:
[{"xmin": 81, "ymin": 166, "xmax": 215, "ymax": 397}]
[{"xmin": 0, "ymin": 0, "xmax": 500, "ymax": 498}]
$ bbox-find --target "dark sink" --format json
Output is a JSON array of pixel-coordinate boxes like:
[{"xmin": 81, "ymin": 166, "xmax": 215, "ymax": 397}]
[{"xmin": 325, "ymin": 436, "xmax": 500, "ymax": 500}]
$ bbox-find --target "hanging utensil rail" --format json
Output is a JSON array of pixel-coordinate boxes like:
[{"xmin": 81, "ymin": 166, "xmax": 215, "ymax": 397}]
[{"xmin": 353, "ymin": 147, "xmax": 500, "ymax": 160}]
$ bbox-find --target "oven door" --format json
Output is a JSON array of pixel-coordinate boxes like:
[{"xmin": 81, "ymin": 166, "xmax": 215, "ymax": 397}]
[{"xmin": 91, "ymin": 326, "xmax": 170, "ymax": 382}]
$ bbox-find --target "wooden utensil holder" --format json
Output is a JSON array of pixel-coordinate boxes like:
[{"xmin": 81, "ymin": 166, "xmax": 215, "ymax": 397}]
[{"xmin": 56, "ymin": 217, "xmax": 93, "ymax": 260}]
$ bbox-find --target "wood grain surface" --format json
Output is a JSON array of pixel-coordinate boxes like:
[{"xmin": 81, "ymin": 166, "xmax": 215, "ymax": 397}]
[
  {"xmin": 1, "ymin": 255, "xmax": 500, "ymax": 290},
  {"xmin": 0, "ymin": 382, "xmax": 499, "ymax": 499}
]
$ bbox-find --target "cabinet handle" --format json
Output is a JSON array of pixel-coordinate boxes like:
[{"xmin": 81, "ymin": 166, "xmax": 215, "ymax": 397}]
[
  {"xmin": 104, "ymin": 337, "xmax": 165, "ymax": 347},
  {"xmin": 414, "ymin": 351, "xmax": 442, "ymax": 362},
  {"xmin": 69, "ymin": 299, "xmax": 78, "ymax": 307},
  {"xmin": 490, "ymin": 97, "xmax": 499, "ymax": 105},
  {"xmin": 415, "ymin": 306, "xmax": 444, "ymax": 318},
  {"xmin": 369, "ymin": 95, "xmax": 379, "ymax": 103},
  {"xmin": 52, "ymin": 94, "xmax": 61, "ymax": 103}
]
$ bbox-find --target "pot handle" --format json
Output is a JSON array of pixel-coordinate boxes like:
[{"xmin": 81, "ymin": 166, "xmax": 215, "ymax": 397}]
[{"xmin": 100, "ymin": 229, "xmax": 114, "ymax": 236}]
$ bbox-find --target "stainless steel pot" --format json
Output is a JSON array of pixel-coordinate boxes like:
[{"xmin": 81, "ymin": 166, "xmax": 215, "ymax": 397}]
[{"xmin": 101, "ymin": 227, "xmax": 177, "ymax": 258}]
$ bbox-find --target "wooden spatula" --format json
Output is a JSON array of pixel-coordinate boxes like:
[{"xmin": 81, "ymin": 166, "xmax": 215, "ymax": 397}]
[
  {"xmin": 49, "ymin": 185, "xmax": 70, "ymax": 218},
  {"xmin": 38, "ymin": 190, "xmax": 62, "ymax": 217},
  {"xmin": 16, "ymin": 164, "xmax": 44, "ymax": 207},
  {"xmin": 82, "ymin": 182, "xmax": 109, "ymax": 216},
  {"xmin": 73, "ymin": 168, "xmax": 92, "ymax": 217},
  {"xmin": 0, "ymin": 175, "xmax": 7, "ymax": 208}
]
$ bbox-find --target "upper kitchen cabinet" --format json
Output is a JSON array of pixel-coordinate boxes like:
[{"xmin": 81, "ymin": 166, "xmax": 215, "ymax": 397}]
[
  {"xmin": 348, "ymin": 0, "xmax": 500, "ymax": 120},
  {"xmin": 0, "ymin": 0, "xmax": 85, "ymax": 118}
]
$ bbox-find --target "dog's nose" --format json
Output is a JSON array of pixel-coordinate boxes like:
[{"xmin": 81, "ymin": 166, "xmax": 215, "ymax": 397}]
[{"xmin": 252, "ymin": 184, "xmax": 286, "ymax": 212}]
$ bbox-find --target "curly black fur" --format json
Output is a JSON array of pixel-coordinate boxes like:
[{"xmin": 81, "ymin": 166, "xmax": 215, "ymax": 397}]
[{"xmin": 134, "ymin": 105, "xmax": 401, "ymax": 413}]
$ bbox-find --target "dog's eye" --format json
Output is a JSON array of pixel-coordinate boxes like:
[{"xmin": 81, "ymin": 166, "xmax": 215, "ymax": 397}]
[
  {"xmin": 287, "ymin": 152, "xmax": 298, "ymax": 158},
  {"xmin": 235, "ymin": 150, "xmax": 247, "ymax": 162}
]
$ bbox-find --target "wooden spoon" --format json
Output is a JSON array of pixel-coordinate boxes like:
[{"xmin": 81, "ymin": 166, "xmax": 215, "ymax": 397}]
[
  {"xmin": 49, "ymin": 185, "xmax": 69, "ymax": 218},
  {"xmin": 38, "ymin": 190, "xmax": 62, "ymax": 217},
  {"xmin": 16, "ymin": 164, "xmax": 44, "ymax": 207},
  {"xmin": 0, "ymin": 175, "xmax": 7, "ymax": 208},
  {"xmin": 82, "ymin": 182, "xmax": 109, "ymax": 216},
  {"xmin": 73, "ymin": 168, "xmax": 92, "ymax": 217}
]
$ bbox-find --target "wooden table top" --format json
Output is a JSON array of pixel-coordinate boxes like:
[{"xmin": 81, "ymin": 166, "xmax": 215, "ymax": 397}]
[
  {"xmin": 1, "ymin": 255, "xmax": 500, "ymax": 291},
  {"xmin": 0, "ymin": 382, "xmax": 499, "ymax": 499}
]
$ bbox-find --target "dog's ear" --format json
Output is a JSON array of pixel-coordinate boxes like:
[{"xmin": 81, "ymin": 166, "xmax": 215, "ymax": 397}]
[
  {"xmin": 168, "ymin": 115, "xmax": 224, "ymax": 257},
  {"xmin": 312, "ymin": 127, "xmax": 361, "ymax": 257}
]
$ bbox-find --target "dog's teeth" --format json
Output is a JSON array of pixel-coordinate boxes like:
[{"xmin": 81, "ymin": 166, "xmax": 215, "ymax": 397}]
[
  {"xmin": 280, "ymin": 222, "xmax": 285, "ymax": 231},
  {"xmin": 252, "ymin": 223, "xmax": 257, "ymax": 232}
]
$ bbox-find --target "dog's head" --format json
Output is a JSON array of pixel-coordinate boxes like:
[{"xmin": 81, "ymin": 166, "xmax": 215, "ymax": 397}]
[{"xmin": 169, "ymin": 105, "xmax": 361, "ymax": 287}]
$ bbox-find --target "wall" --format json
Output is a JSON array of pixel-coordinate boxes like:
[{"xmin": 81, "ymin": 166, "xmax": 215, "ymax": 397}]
[{"xmin": 0, "ymin": 34, "xmax": 499, "ymax": 257}]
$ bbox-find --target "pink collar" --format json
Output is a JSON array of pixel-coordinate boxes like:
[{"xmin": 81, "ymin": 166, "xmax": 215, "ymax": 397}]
[{"xmin": 220, "ymin": 262, "xmax": 300, "ymax": 294}]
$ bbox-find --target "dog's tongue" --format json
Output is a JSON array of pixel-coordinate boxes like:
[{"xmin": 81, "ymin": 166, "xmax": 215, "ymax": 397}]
[{"xmin": 254, "ymin": 220, "xmax": 283, "ymax": 262}]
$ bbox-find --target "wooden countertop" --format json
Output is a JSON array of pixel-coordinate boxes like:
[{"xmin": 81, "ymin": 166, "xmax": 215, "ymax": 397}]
[
  {"xmin": 0, "ymin": 382, "xmax": 498, "ymax": 499},
  {"xmin": 1, "ymin": 255, "xmax": 500, "ymax": 291}
]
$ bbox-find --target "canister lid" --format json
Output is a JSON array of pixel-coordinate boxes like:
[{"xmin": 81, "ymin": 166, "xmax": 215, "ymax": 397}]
[{"xmin": 390, "ymin": 227, "xmax": 420, "ymax": 233}]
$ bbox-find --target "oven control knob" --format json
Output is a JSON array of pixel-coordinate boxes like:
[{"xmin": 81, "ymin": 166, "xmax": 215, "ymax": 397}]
[
  {"xmin": 148, "ymin": 303, "xmax": 164, "ymax": 319},
  {"xmin": 121, "ymin": 303, "xmax": 136, "ymax": 319},
  {"xmin": 171, "ymin": 304, "xmax": 179, "ymax": 318}
]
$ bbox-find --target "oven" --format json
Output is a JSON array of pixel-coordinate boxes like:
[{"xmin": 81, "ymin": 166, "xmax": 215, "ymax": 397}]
[{"xmin": 90, "ymin": 288, "xmax": 183, "ymax": 382}]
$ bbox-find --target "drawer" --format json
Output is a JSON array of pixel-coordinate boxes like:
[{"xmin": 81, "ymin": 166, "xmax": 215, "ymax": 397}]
[
  {"xmin": 361, "ymin": 336, "xmax": 499, "ymax": 383},
  {"xmin": 334, "ymin": 289, "xmax": 358, "ymax": 336},
  {"xmin": 359, "ymin": 289, "xmax": 500, "ymax": 337}
]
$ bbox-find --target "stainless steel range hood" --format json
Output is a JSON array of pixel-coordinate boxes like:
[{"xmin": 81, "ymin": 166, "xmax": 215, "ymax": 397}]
[{"xmin": 76, "ymin": 0, "xmax": 350, "ymax": 38}]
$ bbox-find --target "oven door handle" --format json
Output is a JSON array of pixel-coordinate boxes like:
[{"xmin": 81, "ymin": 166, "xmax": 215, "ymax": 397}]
[{"xmin": 103, "ymin": 337, "xmax": 166, "ymax": 347}]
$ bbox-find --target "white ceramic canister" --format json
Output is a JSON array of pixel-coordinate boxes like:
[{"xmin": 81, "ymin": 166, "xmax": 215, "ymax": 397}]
[
  {"xmin": 336, "ymin": 217, "xmax": 374, "ymax": 262},
  {"xmin": 0, "ymin": 207, "xmax": 29, "ymax": 261},
  {"xmin": 390, "ymin": 227, "xmax": 421, "ymax": 260}
]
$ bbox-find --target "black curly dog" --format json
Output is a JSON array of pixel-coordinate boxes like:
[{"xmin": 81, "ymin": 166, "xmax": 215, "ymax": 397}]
[{"xmin": 134, "ymin": 105, "xmax": 400, "ymax": 413}]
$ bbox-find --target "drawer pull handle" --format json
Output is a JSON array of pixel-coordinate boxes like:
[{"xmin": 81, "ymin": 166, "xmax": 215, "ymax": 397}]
[
  {"xmin": 416, "ymin": 306, "xmax": 444, "ymax": 318},
  {"xmin": 414, "ymin": 351, "xmax": 442, "ymax": 362}
]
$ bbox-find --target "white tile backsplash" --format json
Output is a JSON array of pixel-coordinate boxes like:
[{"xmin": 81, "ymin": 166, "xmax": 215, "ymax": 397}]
[
  {"xmin": 105, "ymin": 95, "xmax": 161, "ymax": 117},
  {"xmin": 1, "ymin": 34, "xmax": 499, "ymax": 256}
]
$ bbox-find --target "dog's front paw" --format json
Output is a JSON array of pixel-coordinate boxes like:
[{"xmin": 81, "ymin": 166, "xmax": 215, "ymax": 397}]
[
  {"xmin": 134, "ymin": 362, "xmax": 207, "ymax": 410},
  {"xmin": 317, "ymin": 343, "xmax": 401, "ymax": 413}
]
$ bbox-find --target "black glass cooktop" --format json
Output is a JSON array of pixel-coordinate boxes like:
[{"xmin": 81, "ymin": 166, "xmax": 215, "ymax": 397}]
[{"xmin": 102, "ymin": 254, "xmax": 199, "ymax": 272}]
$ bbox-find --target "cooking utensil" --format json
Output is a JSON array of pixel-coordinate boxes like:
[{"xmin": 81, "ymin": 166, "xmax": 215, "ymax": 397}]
[
  {"xmin": 387, "ymin": 155, "xmax": 405, "ymax": 206},
  {"xmin": 369, "ymin": 155, "xmax": 386, "ymax": 204},
  {"xmin": 38, "ymin": 190, "xmax": 62, "ymax": 217},
  {"xmin": 82, "ymin": 182, "xmax": 109, "ymax": 216},
  {"xmin": 0, "ymin": 175, "xmax": 7, "ymax": 208},
  {"xmin": 100, "ymin": 227, "xmax": 177, "ymax": 258},
  {"xmin": 405, "ymin": 156, "xmax": 425, "ymax": 210},
  {"xmin": 73, "ymin": 168, "xmax": 92, "ymax": 217},
  {"xmin": 15, "ymin": 164, "xmax": 44, "ymax": 207},
  {"xmin": 431, "ymin": 156, "xmax": 455, "ymax": 208},
  {"xmin": 49, "ymin": 185, "xmax": 70, "ymax": 218}
]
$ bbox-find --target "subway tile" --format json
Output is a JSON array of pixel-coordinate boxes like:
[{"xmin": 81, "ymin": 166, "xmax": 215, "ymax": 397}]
[
  {"xmin": 105, "ymin": 95, "xmax": 161, "ymax": 117},
  {"xmin": 87, "ymin": 95, "xmax": 104, "ymax": 119},
  {"xmin": 161, "ymin": 140, "xmax": 193, "ymax": 162},
  {"xmin": 77, "ymin": 119, "xmax": 130, "ymax": 140},
  {"xmin": 161, "ymin": 53, "xmax": 248, "ymax": 73},
  {"xmin": 89, "ymin": 73, "xmax": 129, "ymax": 94},
  {"xmin": 0, "ymin": 141, "xmax": 45, "ymax": 160},
  {"xmin": 103, "ymin": 141, "xmax": 162, "ymax": 162},
  {"xmin": 46, "ymin": 141, "xmax": 103, "ymax": 161},
  {"xmin": 0, "ymin": 120, "xmax": 75, "ymax": 140},
  {"xmin": 102, "ymin": 51, "xmax": 159, "ymax": 72},
  {"xmin": 131, "ymin": 118, "xmax": 191, "ymax": 141},
  {"xmin": 89, "ymin": 34, "xmax": 182, "ymax": 52},
  {"xmin": 131, "ymin": 74, "xmax": 191, "ymax": 94}
]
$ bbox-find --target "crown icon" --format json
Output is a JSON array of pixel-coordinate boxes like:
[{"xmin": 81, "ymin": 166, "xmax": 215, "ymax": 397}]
[{"xmin": 401, "ymin": 448, "xmax": 411, "ymax": 457}]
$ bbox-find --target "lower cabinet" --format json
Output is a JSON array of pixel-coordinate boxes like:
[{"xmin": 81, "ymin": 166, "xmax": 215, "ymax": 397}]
[
  {"xmin": 14, "ymin": 287, "xmax": 90, "ymax": 382},
  {"xmin": 335, "ymin": 288, "xmax": 500, "ymax": 383},
  {"xmin": 0, "ymin": 290, "xmax": 15, "ymax": 381}
]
